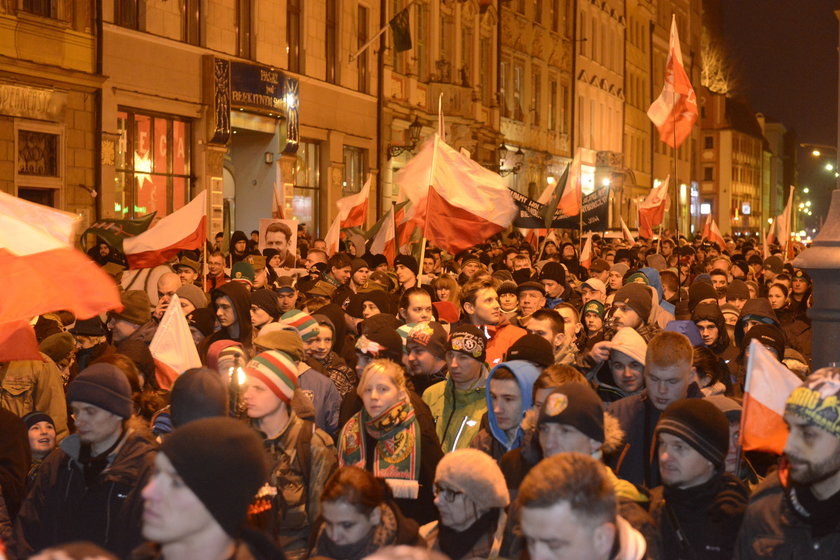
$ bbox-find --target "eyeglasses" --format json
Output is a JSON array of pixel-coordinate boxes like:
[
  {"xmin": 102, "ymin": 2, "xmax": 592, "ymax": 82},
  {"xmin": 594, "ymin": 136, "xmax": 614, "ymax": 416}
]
[{"xmin": 433, "ymin": 484, "xmax": 463, "ymax": 503}]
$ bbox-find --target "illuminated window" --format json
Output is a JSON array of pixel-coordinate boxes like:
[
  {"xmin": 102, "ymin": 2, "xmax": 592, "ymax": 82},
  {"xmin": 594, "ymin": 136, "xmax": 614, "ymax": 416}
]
[
  {"xmin": 342, "ymin": 145, "xmax": 366, "ymax": 194},
  {"xmin": 116, "ymin": 109, "xmax": 191, "ymax": 218}
]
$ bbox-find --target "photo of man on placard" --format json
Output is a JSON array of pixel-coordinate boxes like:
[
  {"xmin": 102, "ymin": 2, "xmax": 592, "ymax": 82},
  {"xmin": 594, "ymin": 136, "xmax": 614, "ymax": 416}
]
[{"xmin": 259, "ymin": 218, "xmax": 297, "ymax": 267}]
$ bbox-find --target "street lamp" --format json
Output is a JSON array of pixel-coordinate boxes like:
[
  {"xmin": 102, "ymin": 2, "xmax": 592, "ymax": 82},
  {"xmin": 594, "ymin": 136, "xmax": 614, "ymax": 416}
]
[
  {"xmin": 498, "ymin": 144, "xmax": 524, "ymax": 177},
  {"xmin": 387, "ymin": 116, "xmax": 423, "ymax": 160}
]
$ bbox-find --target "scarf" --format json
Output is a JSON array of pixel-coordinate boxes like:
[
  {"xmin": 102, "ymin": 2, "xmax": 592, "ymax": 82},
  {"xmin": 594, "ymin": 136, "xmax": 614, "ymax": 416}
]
[
  {"xmin": 438, "ymin": 508, "xmax": 499, "ymax": 560},
  {"xmin": 339, "ymin": 400, "xmax": 421, "ymax": 483},
  {"xmin": 314, "ymin": 504, "xmax": 400, "ymax": 560}
]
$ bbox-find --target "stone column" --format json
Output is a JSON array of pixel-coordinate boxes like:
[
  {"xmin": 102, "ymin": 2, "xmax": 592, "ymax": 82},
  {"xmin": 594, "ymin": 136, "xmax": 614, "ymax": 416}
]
[{"xmin": 792, "ymin": 189, "xmax": 840, "ymax": 368}]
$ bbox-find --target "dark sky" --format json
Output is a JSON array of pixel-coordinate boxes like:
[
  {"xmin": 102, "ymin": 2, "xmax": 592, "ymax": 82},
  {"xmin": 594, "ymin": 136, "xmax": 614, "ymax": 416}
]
[{"xmin": 721, "ymin": 0, "xmax": 838, "ymax": 147}]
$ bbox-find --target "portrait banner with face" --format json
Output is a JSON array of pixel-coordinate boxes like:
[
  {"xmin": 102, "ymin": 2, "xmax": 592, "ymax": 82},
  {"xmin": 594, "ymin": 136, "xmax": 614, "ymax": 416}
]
[{"xmin": 259, "ymin": 218, "xmax": 298, "ymax": 268}]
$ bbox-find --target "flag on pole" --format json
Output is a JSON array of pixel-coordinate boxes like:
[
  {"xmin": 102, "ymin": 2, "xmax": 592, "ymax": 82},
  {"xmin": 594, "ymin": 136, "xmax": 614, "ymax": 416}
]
[
  {"xmin": 390, "ymin": 6, "xmax": 412, "ymax": 52},
  {"xmin": 370, "ymin": 204, "xmax": 397, "ymax": 264},
  {"xmin": 397, "ymin": 134, "xmax": 518, "ymax": 254},
  {"xmin": 702, "ymin": 214, "xmax": 726, "ymax": 251},
  {"xmin": 647, "ymin": 15, "xmax": 698, "ymax": 149},
  {"xmin": 80, "ymin": 213, "xmax": 157, "ymax": 253},
  {"xmin": 580, "ymin": 233, "xmax": 593, "ymax": 269},
  {"xmin": 766, "ymin": 217, "xmax": 777, "ymax": 248},
  {"xmin": 324, "ymin": 214, "xmax": 342, "ymax": 256},
  {"xmin": 740, "ymin": 339, "xmax": 801, "ymax": 454},
  {"xmin": 336, "ymin": 176, "xmax": 371, "ymax": 229},
  {"xmin": 149, "ymin": 294, "xmax": 201, "ymax": 390},
  {"xmin": 542, "ymin": 160, "xmax": 575, "ymax": 229},
  {"xmin": 272, "ymin": 163, "xmax": 285, "ymax": 219},
  {"xmin": 620, "ymin": 217, "xmax": 636, "ymax": 245},
  {"xmin": 638, "ymin": 176, "xmax": 671, "ymax": 239},
  {"xmin": 775, "ymin": 186, "xmax": 795, "ymax": 257},
  {"xmin": 123, "ymin": 191, "xmax": 207, "ymax": 269}
]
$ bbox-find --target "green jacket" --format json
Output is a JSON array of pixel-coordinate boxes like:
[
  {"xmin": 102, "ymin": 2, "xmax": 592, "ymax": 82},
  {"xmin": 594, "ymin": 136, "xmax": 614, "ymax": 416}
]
[
  {"xmin": 422, "ymin": 371, "xmax": 487, "ymax": 453},
  {"xmin": 0, "ymin": 355, "xmax": 69, "ymax": 440}
]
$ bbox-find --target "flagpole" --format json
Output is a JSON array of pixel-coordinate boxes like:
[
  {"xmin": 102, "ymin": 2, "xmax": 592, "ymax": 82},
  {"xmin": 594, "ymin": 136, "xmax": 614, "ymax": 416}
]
[
  {"xmin": 657, "ymin": 223, "xmax": 664, "ymax": 253},
  {"xmin": 672, "ymin": 109, "xmax": 682, "ymax": 301},
  {"xmin": 350, "ymin": 0, "xmax": 417, "ymax": 62},
  {"xmin": 203, "ymin": 190, "xmax": 209, "ymax": 290}
]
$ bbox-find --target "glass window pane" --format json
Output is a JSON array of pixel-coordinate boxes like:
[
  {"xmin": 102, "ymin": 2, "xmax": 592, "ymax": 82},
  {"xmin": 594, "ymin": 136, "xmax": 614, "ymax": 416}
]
[
  {"xmin": 115, "ymin": 171, "xmax": 129, "ymax": 216},
  {"xmin": 173, "ymin": 120, "xmax": 188, "ymax": 175},
  {"xmin": 292, "ymin": 186, "xmax": 318, "ymax": 234},
  {"xmin": 136, "ymin": 174, "xmax": 167, "ymax": 217},
  {"xmin": 154, "ymin": 117, "xmax": 169, "ymax": 174},
  {"xmin": 134, "ymin": 114, "xmax": 152, "ymax": 176},
  {"xmin": 117, "ymin": 111, "xmax": 129, "ymax": 170},
  {"xmin": 172, "ymin": 176, "xmax": 187, "ymax": 212}
]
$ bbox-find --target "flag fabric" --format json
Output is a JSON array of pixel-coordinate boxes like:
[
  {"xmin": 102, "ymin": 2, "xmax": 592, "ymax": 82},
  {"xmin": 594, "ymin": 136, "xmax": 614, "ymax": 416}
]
[
  {"xmin": 766, "ymin": 218, "xmax": 777, "ymax": 248},
  {"xmin": 638, "ymin": 176, "xmax": 671, "ymax": 239},
  {"xmin": 0, "ymin": 321, "xmax": 42, "ymax": 361},
  {"xmin": 580, "ymin": 233, "xmax": 593, "ymax": 269},
  {"xmin": 397, "ymin": 134, "xmax": 518, "ymax": 254},
  {"xmin": 740, "ymin": 339, "xmax": 802, "ymax": 454},
  {"xmin": 620, "ymin": 217, "xmax": 636, "ymax": 245},
  {"xmin": 324, "ymin": 214, "xmax": 342, "ymax": 256},
  {"xmin": 336, "ymin": 176, "xmax": 371, "ymax": 229},
  {"xmin": 370, "ymin": 204, "xmax": 397, "ymax": 264},
  {"xmin": 702, "ymin": 214, "xmax": 726, "ymax": 251},
  {"xmin": 542, "ymin": 161, "xmax": 574, "ymax": 229},
  {"xmin": 0, "ymin": 192, "xmax": 121, "ymax": 360},
  {"xmin": 647, "ymin": 15, "xmax": 698, "ymax": 149},
  {"xmin": 775, "ymin": 186, "xmax": 795, "ymax": 256},
  {"xmin": 149, "ymin": 294, "xmax": 201, "ymax": 390},
  {"xmin": 80, "ymin": 213, "xmax": 157, "ymax": 253},
  {"xmin": 123, "ymin": 191, "xmax": 207, "ymax": 269},
  {"xmin": 390, "ymin": 6, "xmax": 412, "ymax": 52}
]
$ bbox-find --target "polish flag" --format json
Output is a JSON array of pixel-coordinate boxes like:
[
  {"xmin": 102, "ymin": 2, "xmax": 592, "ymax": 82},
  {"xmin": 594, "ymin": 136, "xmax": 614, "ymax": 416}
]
[
  {"xmin": 397, "ymin": 134, "xmax": 517, "ymax": 254},
  {"xmin": 370, "ymin": 204, "xmax": 397, "ymax": 264},
  {"xmin": 740, "ymin": 339, "xmax": 801, "ymax": 454},
  {"xmin": 647, "ymin": 15, "xmax": 698, "ymax": 149},
  {"xmin": 580, "ymin": 233, "xmax": 593, "ymax": 269},
  {"xmin": 0, "ymin": 192, "xmax": 121, "ymax": 360},
  {"xmin": 638, "ymin": 176, "xmax": 671, "ymax": 239},
  {"xmin": 149, "ymin": 294, "xmax": 201, "ymax": 390},
  {"xmin": 702, "ymin": 214, "xmax": 726, "ymax": 251},
  {"xmin": 336, "ymin": 176, "xmax": 371, "ymax": 229},
  {"xmin": 775, "ymin": 187, "xmax": 795, "ymax": 255},
  {"xmin": 324, "ymin": 214, "xmax": 342, "ymax": 256},
  {"xmin": 620, "ymin": 217, "xmax": 636, "ymax": 245},
  {"xmin": 123, "ymin": 190, "xmax": 207, "ymax": 269}
]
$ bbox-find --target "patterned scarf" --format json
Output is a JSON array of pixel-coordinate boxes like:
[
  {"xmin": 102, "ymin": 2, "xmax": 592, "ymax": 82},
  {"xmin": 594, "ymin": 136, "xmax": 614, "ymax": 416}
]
[{"xmin": 339, "ymin": 399, "xmax": 421, "ymax": 483}]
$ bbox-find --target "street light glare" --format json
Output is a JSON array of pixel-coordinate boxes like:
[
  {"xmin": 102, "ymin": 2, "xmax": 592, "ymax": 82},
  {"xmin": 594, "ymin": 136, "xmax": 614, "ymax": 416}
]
[
  {"xmin": 803, "ymin": 187, "xmax": 810, "ymax": 193},
  {"xmin": 826, "ymin": 163, "xmax": 835, "ymax": 171},
  {"xmin": 812, "ymin": 149, "xmax": 821, "ymax": 157}
]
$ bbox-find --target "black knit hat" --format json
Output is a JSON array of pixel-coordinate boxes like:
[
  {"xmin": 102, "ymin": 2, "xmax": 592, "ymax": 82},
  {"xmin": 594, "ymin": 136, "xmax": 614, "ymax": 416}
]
[
  {"xmin": 725, "ymin": 279, "xmax": 750, "ymax": 301},
  {"xmin": 506, "ymin": 334, "xmax": 554, "ymax": 367},
  {"xmin": 538, "ymin": 384, "xmax": 605, "ymax": 443},
  {"xmin": 67, "ymin": 364, "xmax": 134, "ymax": 418},
  {"xmin": 251, "ymin": 289, "xmax": 280, "ymax": 321},
  {"xmin": 688, "ymin": 281, "xmax": 718, "ymax": 312},
  {"xmin": 539, "ymin": 261, "xmax": 566, "ymax": 285},
  {"xmin": 161, "ymin": 417, "xmax": 268, "ymax": 537},
  {"xmin": 655, "ymin": 399, "xmax": 730, "ymax": 469},
  {"xmin": 394, "ymin": 254, "xmax": 418, "ymax": 275},
  {"xmin": 743, "ymin": 323, "xmax": 786, "ymax": 359},
  {"xmin": 447, "ymin": 324, "xmax": 487, "ymax": 363},
  {"xmin": 169, "ymin": 368, "xmax": 229, "ymax": 428},
  {"xmin": 23, "ymin": 411, "xmax": 54, "ymax": 430},
  {"xmin": 613, "ymin": 283, "xmax": 652, "ymax": 322}
]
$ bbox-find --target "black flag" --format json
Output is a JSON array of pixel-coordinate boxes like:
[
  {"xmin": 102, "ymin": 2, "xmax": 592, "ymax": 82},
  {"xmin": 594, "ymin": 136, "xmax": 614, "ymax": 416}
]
[{"xmin": 390, "ymin": 7, "xmax": 412, "ymax": 52}]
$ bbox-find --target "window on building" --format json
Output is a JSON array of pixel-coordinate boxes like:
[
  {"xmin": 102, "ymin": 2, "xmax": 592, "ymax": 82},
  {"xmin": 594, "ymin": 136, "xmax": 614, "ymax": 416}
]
[
  {"xmin": 357, "ymin": 4, "xmax": 370, "ymax": 92},
  {"xmin": 461, "ymin": 26, "xmax": 473, "ymax": 86},
  {"xmin": 343, "ymin": 146, "xmax": 366, "ymax": 194},
  {"xmin": 115, "ymin": 0, "xmax": 141, "ymax": 30},
  {"xmin": 294, "ymin": 141, "xmax": 321, "ymax": 235},
  {"xmin": 532, "ymin": 68, "xmax": 541, "ymax": 126},
  {"xmin": 590, "ymin": 18, "xmax": 597, "ymax": 61},
  {"xmin": 183, "ymin": 0, "xmax": 201, "ymax": 45},
  {"xmin": 548, "ymin": 78, "xmax": 557, "ymax": 131},
  {"xmin": 415, "ymin": 4, "xmax": 428, "ymax": 80},
  {"xmin": 513, "ymin": 61, "xmax": 525, "ymax": 121},
  {"xmin": 116, "ymin": 109, "xmax": 191, "ymax": 218},
  {"xmin": 703, "ymin": 166, "xmax": 713, "ymax": 181},
  {"xmin": 287, "ymin": 0, "xmax": 302, "ymax": 73},
  {"xmin": 480, "ymin": 36, "xmax": 492, "ymax": 105},
  {"xmin": 391, "ymin": 0, "xmax": 406, "ymax": 75},
  {"xmin": 22, "ymin": 0, "xmax": 59, "ymax": 18},
  {"xmin": 236, "ymin": 0, "xmax": 253, "ymax": 59},
  {"xmin": 439, "ymin": 12, "xmax": 454, "ymax": 82},
  {"xmin": 560, "ymin": 84, "xmax": 568, "ymax": 133},
  {"xmin": 326, "ymin": 0, "xmax": 338, "ymax": 83},
  {"xmin": 534, "ymin": 0, "xmax": 543, "ymax": 24},
  {"xmin": 704, "ymin": 136, "xmax": 714, "ymax": 149},
  {"xmin": 550, "ymin": 0, "xmax": 559, "ymax": 32},
  {"xmin": 500, "ymin": 60, "xmax": 510, "ymax": 117},
  {"xmin": 16, "ymin": 120, "xmax": 64, "ymax": 208}
]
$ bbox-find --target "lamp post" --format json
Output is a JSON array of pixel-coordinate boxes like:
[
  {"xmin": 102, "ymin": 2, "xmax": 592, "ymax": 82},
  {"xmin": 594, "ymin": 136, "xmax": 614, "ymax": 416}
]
[
  {"xmin": 498, "ymin": 143, "xmax": 524, "ymax": 177},
  {"xmin": 387, "ymin": 116, "xmax": 423, "ymax": 160}
]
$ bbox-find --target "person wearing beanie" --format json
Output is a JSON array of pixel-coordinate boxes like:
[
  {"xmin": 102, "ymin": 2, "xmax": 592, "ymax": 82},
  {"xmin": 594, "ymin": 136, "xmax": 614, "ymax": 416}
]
[
  {"xmin": 420, "ymin": 449, "xmax": 510, "ymax": 560},
  {"xmin": 175, "ymin": 283, "xmax": 207, "ymax": 315},
  {"xmin": 349, "ymin": 258, "xmax": 371, "ymax": 292},
  {"xmin": 735, "ymin": 368, "xmax": 840, "ymax": 557},
  {"xmin": 14, "ymin": 364, "xmax": 157, "ymax": 559},
  {"xmin": 250, "ymin": 288, "xmax": 281, "ymax": 330},
  {"xmin": 168, "ymin": 368, "xmax": 229, "ymax": 428},
  {"xmin": 725, "ymin": 278, "xmax": 750, "ymax": 311},
  {"xmin": 422, "ymin": 324, "xmax": 490, "ymax": 452},
  {"xmin": 650, "ymin": 399, "xmax": 748, "ymax": 560},
  {"xmin": 303, "ymin": 314, "xmax": 358, "ymax": 398},
  {"xmin": 608, "ymin": 262, "xmax": 630, "ymax": 293},
  {"xmin": 405, "ymin": 322, "xmax": 449, "ymax": 396},
  {"xmin": 497, "ymin": 280, "xmax": 520, "ymax": 320},
  {"xmin": 107, "ymin": 289, "xmax": 152, "ymax": 345},
  {"xmin": 506, "ymin": 333, "xmax": 554, "ymax": 370},
  {"xmin": 688, "ymin": 280, "xmax": 719, "ymax": 313},
  {"xmin": 539, "ymin": 261, "xmax": 581, "ymax": 310},
  {"xmin": 582, "ymin": 300, "xmax": 606, "ymax": 350},
  {"xmin": 395, "ymin": 254, "xmax": 420, "ymax": 291},
  {"xmin": 135, "ymin": 417, "xmax": 279, "ymax": 560},
  {"xmin": 22, "ymin": 411, "xmax": 55, "ymax": 486},
  {"xmin": 609, "ymin": 282, "xmax": 659, "ymax": 343},
  {"xmin": 230, "ymin": 261, "xmax": 256, "ymax": 290},
  {"xmin": 242, "ymin": 350, "xmax": 338, "ymax": 560}
]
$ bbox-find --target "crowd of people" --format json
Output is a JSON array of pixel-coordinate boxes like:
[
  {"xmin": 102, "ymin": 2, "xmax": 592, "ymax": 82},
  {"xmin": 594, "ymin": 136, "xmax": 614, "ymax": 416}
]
[{"xmin": 1, "ymin": 224, "xmax": 834, "ymax": 560}]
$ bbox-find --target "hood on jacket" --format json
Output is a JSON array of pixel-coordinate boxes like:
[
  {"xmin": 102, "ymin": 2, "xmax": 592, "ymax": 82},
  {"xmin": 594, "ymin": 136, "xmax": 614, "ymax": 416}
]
[
  {"xmin": 664, "ymin": 320, "xmax": 705, "ymax": 348},
  {"xmin": 210, "ymin": 281, "xmax": 253, "ymax": 344},
  {"xmin": 485, "ymin": 360, "xmax": 541, "ymax": 451},
  {"xmin": 735, "ymin": 298, "xmax": 779, "ymax": 347},
  {"xmin": 691, "ymin": 302, "xmax": 732, "ymax": 353},
  {"xmin": 640, "ymin": 267, "xmax": 675, "ymax": 316},
  {"xmin": 230, "ymin": 230, "xmax": 248, "ymax": 253},
  {"xmin": 316, "ymin": 302, "xmax": 349, "ymax": 353}
]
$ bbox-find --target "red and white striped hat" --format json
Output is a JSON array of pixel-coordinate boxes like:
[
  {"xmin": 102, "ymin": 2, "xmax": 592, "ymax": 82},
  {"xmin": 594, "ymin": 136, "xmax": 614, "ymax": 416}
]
[{"xmin": 244, "ymin": 350, "xmax": 298, "ymax": 404}]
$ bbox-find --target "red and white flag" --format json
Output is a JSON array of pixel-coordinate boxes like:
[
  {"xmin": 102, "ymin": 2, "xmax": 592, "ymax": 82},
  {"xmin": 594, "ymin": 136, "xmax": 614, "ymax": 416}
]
[
  {"xmin": 740, "ymin": 339, "xmax": 801, "ymax": 454},
  {"xmin": 149, "ymin": 294, "xmax": 201, "ymax": 390},
  {"xmin": 397, "ymin": 134, "xmax": 518, "ymax": 254},
  {"xmin": 766, "ymin": 217, "xmax": 777, "ymax": 248},
  {"xmin": 324, "ymin": 214, "xmax": 342, "ymax": 256},
  {"xmin": 638, "ymin": 176, "xmax": 671, "ymax": 239},
  {"xmin": 647, "ymin": 15, "xmax": 698, "ymax": 149},
  {"xmin": 0, "ymin": 192, "xmax": 121, "ymax": 360},
  {"xmin": 702, "ymin": 214, "xmax": 726, "ymax": 251},
  {"xmin": 370, "ymin": 204, "xmax": 397, "ymax": 264},
  {"xmin": 123, "ymin": 190, "xmax": 207, "ymax": 269},
  {"xmin": 620, "ymin": 217, "xmax": 636, "ymax": 245},
  {"xmin": 775, "ymin": 186, "xmax": 795, "ymax": 255},
  {"xmin": 336, "ymin": 176, "xmax": 371, "ymax": 229},
  {"xmin": 580, "ymin": 233, "xmax": 593, "ymax": 269},
  {"xmin": 558, "ymin": 153, "xmax": 583, "ymax": 217}
]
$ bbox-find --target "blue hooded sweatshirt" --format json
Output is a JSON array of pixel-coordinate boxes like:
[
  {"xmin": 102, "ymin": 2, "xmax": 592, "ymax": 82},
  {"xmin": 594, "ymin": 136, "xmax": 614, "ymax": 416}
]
[
  {"xmin": 640, "ymin": 266, "xmax": 675, "ymax": 316},
  {"xmin": 484, "ymin": 359, "xmax": 542, "ymax": 452}
]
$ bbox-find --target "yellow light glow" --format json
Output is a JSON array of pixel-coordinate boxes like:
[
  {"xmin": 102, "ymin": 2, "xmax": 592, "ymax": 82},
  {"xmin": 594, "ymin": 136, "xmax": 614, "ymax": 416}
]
[
  {"xmin": 547, "ymin": 176, "xmax": 556, "ymax": 185},
  {"xmin": 812, "ymin": 149, "xmax": 821, "ymax": 157},
  {"xmin": 803, "ymin": 187, "xmax": 810, "ymax": 193}
]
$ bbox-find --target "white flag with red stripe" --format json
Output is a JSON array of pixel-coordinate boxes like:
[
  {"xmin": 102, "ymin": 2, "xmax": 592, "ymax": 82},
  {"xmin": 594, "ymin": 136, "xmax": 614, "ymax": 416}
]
[
  {"xmin": 370, "ymin": 204, "xmax": 397, "ymax": 264},
  {"xmin": 740, "ymin": 339, "xmax": 801, "ymax": 454},
  {"xmin": 620, "ymin": 217, "xmax": 636, "ymax": 245},
  {"xmin": 775, "ymin": 187, "xmax": 795, "ymax": 253},
  {"xmin": 336, "ymin": 176, "xmax": 371, "ymax": 229},
  {"xmin": 647, "ymin": 15, "xmax": 698, "ymax": 149},
  {"xmin": 702, "ymin": 214, "xmax": 726, "ymax": 250},
  {"xmin": 580, "ymin": 233, "xmax": 593, "ymax": 269},
  {"xmin": 638, "ymin": 176, "xmax": 671, "ymax": 239},
  {"xmin": 324, "ymin": 214, "xmax": 342, "ymax": 256},
  {"xmin": 149, "ymin": 294, "xmax": 201, "ymax": 390},
  {"xmin": 123, "ymin": 190, "xmax": 207, "ymax": 269}
]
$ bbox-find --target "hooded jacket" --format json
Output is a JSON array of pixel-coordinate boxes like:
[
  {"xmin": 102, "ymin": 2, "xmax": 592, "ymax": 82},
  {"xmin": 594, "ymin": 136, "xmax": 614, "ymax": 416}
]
[
  {"xmin": 226, "ymin": 230, "xmax": 250, "ymax": 266},
  {"xmin": 734, "ymin": 299, "xmax": 779, "ymax": 347},
  {"xmin": 692, "ymin": 302, "xmax": 739, "ymax": 362},
  {"xmin": 422, "ymin": 367, "xmax": 488, "ymax": 452},
  {"xmin": 200, "ymin": 282, "xmax": 253, "ymax": 359},
  {"xmin": 640, "ymin": 267, "xmax": 676, "ymax": 317}
]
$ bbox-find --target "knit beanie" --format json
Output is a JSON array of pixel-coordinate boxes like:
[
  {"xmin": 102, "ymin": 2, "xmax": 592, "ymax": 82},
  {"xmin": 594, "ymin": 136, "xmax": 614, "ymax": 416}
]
[
  {"xmin": 719, "ymin": 303, "xmax": 740, "ymax": 323},
  {"xmin": 590, "ymin": 258, "xmax": 610, "ymax": 273},
  {"xmin": 705, "ymin": 395, "xmax": 742, "ymax": 424},
  {"xmin": 351, "ymin": 258, "xmax": 369, "ymax": 273},
  {"xmin": 251, "ymin": 289, "xmax": 280, "ymax": 321},
  {"xmin": 610, "ymin": 327, "xmax": 647, "ymax": 366},
  {"xmin": 435, "ymin": 449, "xmax": 509, "ymax": 511},
  {"xmin": 539, "ymin": 262, "xmax": 566, "ymax": 285},
  {"xmin": 447, "ymin": 324, "xmax": 487, "ymax": 363},
  {"xmin": 169, "ymin": 368, "xmax": 228, "ymax": 428},
  {"xmin": 497, "ymin": 280, "xmax": 518, "ymax": 297},
  {"xmin": 655, "ymin": 399, "xmax": 730, "ymax": 469},
  {"xmin": 610, "ymin": 262, "xmax": 630, "ymax": 277},
  {"xmin": 253, "ymin": 326, "xmax": 305, "ymax": 361},
  {"xmin": 406, "ymin": 322, "xmax": 448, "ymax": 361},
  {"xmin": 538, "ymin": 383, "xmax": 605, "ymax": 443},
  {"xmin": 359, "ymin": 290, "xmax": 393, "ymax": 317},
  {"xmin": 725, "ymin": 279, "xmax": 750, "ymax": 301},
  {"xmin": 688, "ymin": 281, "xmax": 718, "ymax": 312},
  {"xmin": 786, "ymin": 368, "xmax": 840, "ymax": 439},
  {"xmin": 583, "ymin": 300, "xmax": 605, "ymax": 319},
  {"xmin": 113, "ymin": 290, "xmax": 151, "ymax": 325},
  {"xmin": 743, "ymin": 323, "xmax": 786, "ymax": 359},
  {"xmin": 161, "ymin": 417, "xmax": 268, "ymax": 537},
  {"xmin": 394, "ymin": 254, "xmax": 418, "ymax": 275},
  {"xmin": 244, "ymin": 351, "xmax": 299, "ymax": 404},
  {"xmin": 506, "ymin": 334, "xmax": 554, "ymax": 367},
  {"xmin": 39, "ymin": 332, "xmax": 75, "ymax": 364},
  {"xmin": 625, "ymin": 272, "xmax": 649, "ymax": 285},
  {"xmin": 23, "ymin": 411, "xmax": 54, "ymax": 430},
  {"xmin": 280, "ymin": 309, "xmax": 320, "ymax": 342},
  {"xmin": 175, "ymin": 284, "xmax": 208, "ymax": 310},
  {"xmin": 67, "ymin": 364, "xmax": 134, "ymax": 418},
  {"xmin": 613, "ymin": 283, "xmax": 652, "ymax": 322}
]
